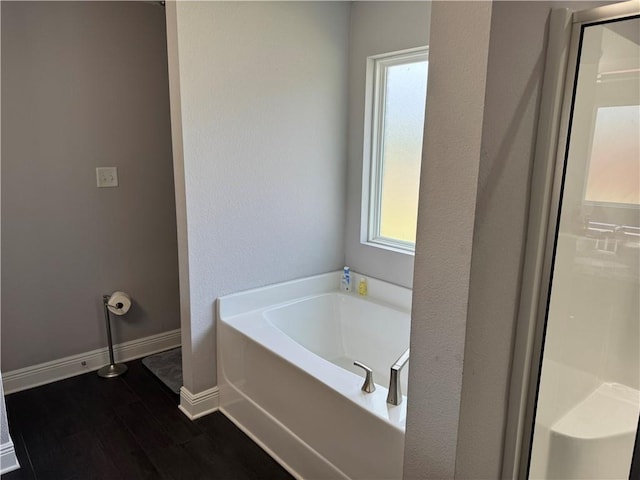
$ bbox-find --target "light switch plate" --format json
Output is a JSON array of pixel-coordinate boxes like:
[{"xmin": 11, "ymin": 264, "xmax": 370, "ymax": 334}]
[{"xmin": 96, "ymin": 167, "xmax": 118, "ymax": 188}]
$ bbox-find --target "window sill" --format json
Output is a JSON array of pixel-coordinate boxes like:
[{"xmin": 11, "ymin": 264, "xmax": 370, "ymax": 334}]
[{"xmin": 361, "ymin": 239, "xmax": 415, "ymax": 256}]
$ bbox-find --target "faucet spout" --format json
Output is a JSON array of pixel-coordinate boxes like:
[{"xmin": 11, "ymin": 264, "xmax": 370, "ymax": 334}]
[{"xmin": 387, "ymin": 347, "xmax": 410, "ymax": 406}]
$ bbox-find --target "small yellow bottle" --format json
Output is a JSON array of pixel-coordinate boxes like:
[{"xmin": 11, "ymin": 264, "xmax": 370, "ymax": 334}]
[{"xmin": 358, "ymin": 277, "xmax": 368, "ymax": 296}]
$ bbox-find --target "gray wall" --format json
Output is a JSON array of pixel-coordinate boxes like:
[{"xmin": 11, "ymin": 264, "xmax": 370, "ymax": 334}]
[
  {"xmin": 345, "ymin": 2, "xmax": 431, "ymax": 289},
  {"xmin": 166, "ymin": 1, "xmax": 350, "ymax": 394},
  {"xmin": 455, "ymin": 3, "xmax": 568, "ymax": 476},
  {"xmin": 405, "ymin": 1, "xmax": 615, "ymax": 478},
  {"xmin": 0, "ymin": 0, "xmax": 8, "ymax": 455},
  {"xmin": 1, "ymin": 1, "xmax": 179, "ymax": 371},
  {"xmin": 404, "ymin": 3, "xmax": 493, "ymax": 477}
]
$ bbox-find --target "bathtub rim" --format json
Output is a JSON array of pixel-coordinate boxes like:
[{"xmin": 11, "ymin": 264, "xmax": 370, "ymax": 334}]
[
  {"xmin": 218, "ymin": 270, "xmax": 412, "ymax": 319},
  {"xmin": 217, "ymin": 271, "xmax": 412, "ymax": 431}
]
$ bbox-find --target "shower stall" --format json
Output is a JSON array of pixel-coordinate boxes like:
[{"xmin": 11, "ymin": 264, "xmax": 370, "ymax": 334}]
[{"xmin": 508, "ymin": 1, "xmax": 640, "ymax": 478}]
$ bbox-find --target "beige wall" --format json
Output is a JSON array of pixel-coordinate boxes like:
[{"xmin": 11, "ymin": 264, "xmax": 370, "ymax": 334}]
[{"xmin": 1, "ymin": 1, "xmax": 179, "ymax": 371}]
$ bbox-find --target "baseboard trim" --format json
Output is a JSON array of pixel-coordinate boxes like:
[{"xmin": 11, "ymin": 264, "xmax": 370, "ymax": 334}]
[
  {"xmin": 0, "ymin": 440, "xmax": 20, "ymax": 475},
  {"xmin": 179, "ymin": 386, "xmax": 219, "ymax": 420},
  {"xmin": 2, "ymin": 329, "xmax": 181, "ymax": 394}
]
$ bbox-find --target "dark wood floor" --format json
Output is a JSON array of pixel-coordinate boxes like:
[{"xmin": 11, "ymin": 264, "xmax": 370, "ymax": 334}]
[{"xmin": 2, "ymin": 359, "xmax": 294, "ymax": 480}]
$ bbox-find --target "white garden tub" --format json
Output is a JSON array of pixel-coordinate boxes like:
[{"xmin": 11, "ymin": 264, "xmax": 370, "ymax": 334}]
[{"xmin": 217, "ymin": 271, "xmax": 411, "ymax": 480}]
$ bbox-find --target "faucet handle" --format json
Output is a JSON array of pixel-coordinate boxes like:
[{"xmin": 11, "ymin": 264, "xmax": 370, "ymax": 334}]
[{"xmin": 353, "ymin": 361, "xmax": 376, "ymax": 393}]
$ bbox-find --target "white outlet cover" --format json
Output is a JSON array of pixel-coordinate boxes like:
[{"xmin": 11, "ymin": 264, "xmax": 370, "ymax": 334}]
[{"xmin": 96, "ymin": 167, "xmax": 118, "ymax": 188}]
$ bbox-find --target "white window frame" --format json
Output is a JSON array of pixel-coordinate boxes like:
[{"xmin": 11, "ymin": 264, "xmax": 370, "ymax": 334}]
[{"xmin": 361, "ymin": 46, "xmax": 428, "ymax": 254}]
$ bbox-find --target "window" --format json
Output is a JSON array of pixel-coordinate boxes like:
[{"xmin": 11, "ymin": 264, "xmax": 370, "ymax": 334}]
[
  {"xmin": 362, "ymin": 47, "xmax": 428, "ymax": 253},
  {"xmin": 584, "ymin": 105, "xmax": 640, "ymax": 206}
]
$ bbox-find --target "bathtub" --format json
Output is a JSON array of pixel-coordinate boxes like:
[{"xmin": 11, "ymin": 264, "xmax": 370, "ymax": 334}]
[{"xmin": 217, "ymin": 271, "xmax": 412, "ymax": 479}]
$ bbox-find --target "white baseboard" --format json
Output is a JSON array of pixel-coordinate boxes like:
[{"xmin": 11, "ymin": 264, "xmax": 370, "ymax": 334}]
[
  {"xmin": 2, "ymin": 329, "xmax": 181, "ymax": 394},
  {"xmin": 0, "ymin": 440, "xmax": 20, "ymax": 475},
  {"xmin": 179, "ymin": 386, "xmax": 219, "ymax": 420}
]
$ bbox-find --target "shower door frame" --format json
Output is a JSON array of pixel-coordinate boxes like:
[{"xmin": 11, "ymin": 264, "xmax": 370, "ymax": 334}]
[{"xmin": 503, "ymin": 1, "xmax": 640, "ymax": 478}]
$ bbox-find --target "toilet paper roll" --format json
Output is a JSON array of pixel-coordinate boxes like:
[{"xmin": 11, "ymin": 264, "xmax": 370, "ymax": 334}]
[{"xmin": 107, "ymin": 291, "xmax": 132, "ymax": 316}]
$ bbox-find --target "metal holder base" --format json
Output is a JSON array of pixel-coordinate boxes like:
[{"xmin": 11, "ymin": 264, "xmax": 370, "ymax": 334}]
[
  {"xmin": 98, "ymin": 294, "xmax": 127, "ymax": 379},
  {"xmin": 97, "ymin": 363, "xmax": 128, "ymax": 378}
]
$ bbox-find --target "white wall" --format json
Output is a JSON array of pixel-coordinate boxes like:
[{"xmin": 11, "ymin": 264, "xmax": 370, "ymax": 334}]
[
  {"xmin": 1, "ymin": 1, "xmax": 179, "ymax": 372},
  {"xmin": 166, "ymin": 1, "xmax": 350, "ymax": 394},
  {"xmin": 345, "ymin": 2, "xmax": 431, "ymax": 289}
]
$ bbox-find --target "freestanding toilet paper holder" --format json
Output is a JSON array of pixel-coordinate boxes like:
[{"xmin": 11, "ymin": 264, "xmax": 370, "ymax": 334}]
[{"xmin": 98, "ymin": 294, "xmax": 128, "ymax": 378}]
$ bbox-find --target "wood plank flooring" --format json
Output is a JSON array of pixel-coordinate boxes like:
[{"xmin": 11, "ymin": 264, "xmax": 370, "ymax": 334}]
[{"xmin": 2, "ymin": 359, "xmax": 294, "ymax": 480}]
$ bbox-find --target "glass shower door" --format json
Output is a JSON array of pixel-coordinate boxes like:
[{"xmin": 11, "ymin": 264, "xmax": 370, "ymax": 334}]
[{"xmin": 528, "ymin": 13, "xmax": 640, "ymax": 480}]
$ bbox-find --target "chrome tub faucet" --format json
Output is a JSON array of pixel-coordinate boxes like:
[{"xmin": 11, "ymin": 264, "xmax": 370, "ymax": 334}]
[
  {"xmin": 354, "ymin": 361, "xmax": 376, "ymax": 393},
  {"xmin": 387, "ymin": 348, "xmax": 410, "ymax": 406}
]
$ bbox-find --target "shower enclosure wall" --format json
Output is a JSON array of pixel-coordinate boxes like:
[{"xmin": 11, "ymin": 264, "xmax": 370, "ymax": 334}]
[{"xmin": 521, "ymin": 3, "xmax": 640, "ymax": 478}]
